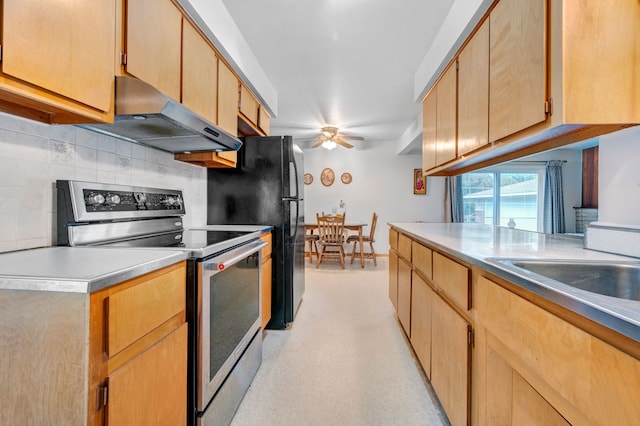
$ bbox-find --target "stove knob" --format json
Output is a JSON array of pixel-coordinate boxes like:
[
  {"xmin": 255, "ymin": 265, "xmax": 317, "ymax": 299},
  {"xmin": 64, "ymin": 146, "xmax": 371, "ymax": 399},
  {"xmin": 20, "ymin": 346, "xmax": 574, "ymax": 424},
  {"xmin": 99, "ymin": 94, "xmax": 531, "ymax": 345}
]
[
  {"xmin": 162, "ymin": 196, "xmax": 181, "ymax": 208},
  {"xmin": 86, "ymin": 193, "xmax": 105, "ymax": 206},
  {"xmin": 104, "ymin": 194, "xmax": 121, "ymax": 206}
]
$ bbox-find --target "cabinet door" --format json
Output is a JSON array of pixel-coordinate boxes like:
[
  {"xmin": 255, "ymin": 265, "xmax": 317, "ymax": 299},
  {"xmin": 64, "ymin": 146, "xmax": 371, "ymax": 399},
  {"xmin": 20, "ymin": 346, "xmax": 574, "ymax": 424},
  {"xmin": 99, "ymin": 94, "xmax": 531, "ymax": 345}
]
[
  {"xmin": 126, "ymin": 0, "xmax": 182, "ymax": 101},
  {"xmin": 431, "ymin": 295, "xmax": 470, "ymax": 426},
  {"xmin": 240, "ymin": 85, "xmax": 260, "ymax": 126},
  {"xmin": 218, "ymin": 61, "xmax": 239, "ymax": 136},
  {"xmin": 258, "ymin": 107, "xmax": 271, "ymax": 135},
  {"xmin": 436, "ymin": 64, "xmax": 457, "ymax": 164},
  {"xmin": 489, "ymin": 0, "xmax": 547, "ymax": 142},
  {"xmin": 486, "ymin": 344, "xmax": 570, "ymax": 426},
  {"xmin": 422, "ymin": 89, "xmax": 437, "ymax": 171},
  {"xmin": 397, "ymin": 258, "xmax": 412, "ymax": 336},
  {"xmin": 410, "ymin": 272, "xmax": 434, "ymax": 379},
  {"xmin": 261, "ymin": 257, "xmax": 272, "ymax": 329},
  {"xmin": 389, "ymin": 251, "xmax": 399, "ymax": 310},
  {"xmin": 182, "ymin": 20, "xmax": 218, "ymax": 124},
  {"xmin": 108, "ymin": 323, "xmax": 188, "ymax": 425},
  {"xmin": 458, "ymin": 19, "xmax": 489, "ymax": 156},
  {"xmin": 3, "ymin": 0, "xmax": 114, "ymax": 112}
]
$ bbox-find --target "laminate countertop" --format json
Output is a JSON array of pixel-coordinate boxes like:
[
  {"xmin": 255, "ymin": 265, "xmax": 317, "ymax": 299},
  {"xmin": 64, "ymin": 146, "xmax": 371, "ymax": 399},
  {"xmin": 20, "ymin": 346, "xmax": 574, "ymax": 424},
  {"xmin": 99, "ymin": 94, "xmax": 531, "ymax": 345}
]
[
  {"xmin": 389, "ymin": 222, "xmax": 640, "ymax": 342},
  {"xmin": 0, "ymin": 247, "xmax": 187, "ymax": 293}
]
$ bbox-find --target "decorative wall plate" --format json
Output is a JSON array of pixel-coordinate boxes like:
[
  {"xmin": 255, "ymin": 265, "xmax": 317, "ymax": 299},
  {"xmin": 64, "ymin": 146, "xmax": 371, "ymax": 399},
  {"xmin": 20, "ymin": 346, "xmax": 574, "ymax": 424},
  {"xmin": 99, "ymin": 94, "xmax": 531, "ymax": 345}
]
[
  {"xmin": 320, "ymin": 168, "xmax": 335, "ymax": 186},
  {"xmin": 341, "ymin": 172, "xmax": 352, "ymax": 184},
  {"xmin": 304, "ymin": 173, "xmax": 313, "ymax": 185}
]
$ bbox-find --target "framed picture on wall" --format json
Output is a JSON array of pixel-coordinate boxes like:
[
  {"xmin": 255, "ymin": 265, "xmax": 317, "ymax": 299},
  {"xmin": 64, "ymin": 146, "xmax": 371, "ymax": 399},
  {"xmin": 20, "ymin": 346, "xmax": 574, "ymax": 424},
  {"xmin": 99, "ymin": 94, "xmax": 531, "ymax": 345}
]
[{"xmin": 413, "ymin": 169, "xmax": 427, "ymax": 195}]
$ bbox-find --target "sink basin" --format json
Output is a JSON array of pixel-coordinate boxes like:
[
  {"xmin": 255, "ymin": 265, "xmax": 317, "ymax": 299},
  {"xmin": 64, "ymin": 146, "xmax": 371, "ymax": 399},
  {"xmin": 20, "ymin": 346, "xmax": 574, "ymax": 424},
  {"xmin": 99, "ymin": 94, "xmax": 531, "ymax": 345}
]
[{"xmin": 495, "ymin": 259, "xmax": 640, "ymax": 301}]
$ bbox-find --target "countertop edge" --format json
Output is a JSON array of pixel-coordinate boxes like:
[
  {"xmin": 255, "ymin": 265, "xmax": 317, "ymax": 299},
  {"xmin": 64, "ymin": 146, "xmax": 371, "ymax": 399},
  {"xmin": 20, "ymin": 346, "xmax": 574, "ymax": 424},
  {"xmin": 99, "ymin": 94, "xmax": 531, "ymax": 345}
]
[{"xmin": 0, "ymin": 251, "xmax": 188, "ymax": 294}]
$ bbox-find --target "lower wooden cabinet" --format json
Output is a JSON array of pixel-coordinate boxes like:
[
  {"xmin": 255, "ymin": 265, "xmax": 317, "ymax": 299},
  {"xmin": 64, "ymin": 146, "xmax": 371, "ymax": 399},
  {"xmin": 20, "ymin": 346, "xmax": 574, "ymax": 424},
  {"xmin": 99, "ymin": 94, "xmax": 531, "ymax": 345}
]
[
  {"xmin": 478, "ymin": 275, "xmax": 640, "ymax": 425},
  {"xmin": 397, "ymin": 257, "xmax": 412, "ymax": 336},
  {"xmin": 388, "ymin": 251, "xmax": 398, "ymax": 310},
  {"xmin": 389, "ymin": 227, "xmax": 640, "ymax": 425},
  {"xmin": 389, "ymin": 232, "xmax": 471, "ymax": 426},
  {"xmin": 89, "ymin": 261, "xmax": 188, "ymax": 425},
  {"xmin": 0, "ymin": 261, "xmax": 188, "ymax": 425},
  {"xmin": 107, "ymin": 323, "xmax": 188, "ymax": 425},
  {"xmin": 260, "ymin": 231, "xmax": 273, "ymax": 329},
  {"xmin": 431, "ymin": 294, "xmax": 471, "ymax": 426},
  {"xmin": 410, "ymin": 272, "xmax": 434, "ymax": 379}
]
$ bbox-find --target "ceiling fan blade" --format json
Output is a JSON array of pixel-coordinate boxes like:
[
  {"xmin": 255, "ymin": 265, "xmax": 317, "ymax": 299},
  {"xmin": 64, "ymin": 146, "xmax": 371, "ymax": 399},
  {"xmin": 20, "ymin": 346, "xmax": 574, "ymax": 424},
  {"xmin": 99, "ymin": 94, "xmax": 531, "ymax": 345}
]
[
  {"xmin": 311, "ymin": 137, "xmax": 325, "ymax": 148},
  {"xmin": 339, "ymin": 135, "xmax": 364, "ymax": 141},
  {"xmin": 335, "ymin": 137, "xmax": 354, "ymax": 149}
]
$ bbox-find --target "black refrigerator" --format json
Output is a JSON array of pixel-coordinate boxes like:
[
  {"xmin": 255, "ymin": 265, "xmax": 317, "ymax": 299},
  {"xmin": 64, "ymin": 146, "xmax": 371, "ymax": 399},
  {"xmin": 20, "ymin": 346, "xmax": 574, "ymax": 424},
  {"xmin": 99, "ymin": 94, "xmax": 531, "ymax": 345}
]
[{"xmin": 207, "ymin": 135, "xmax": 305, "ymax": 329}]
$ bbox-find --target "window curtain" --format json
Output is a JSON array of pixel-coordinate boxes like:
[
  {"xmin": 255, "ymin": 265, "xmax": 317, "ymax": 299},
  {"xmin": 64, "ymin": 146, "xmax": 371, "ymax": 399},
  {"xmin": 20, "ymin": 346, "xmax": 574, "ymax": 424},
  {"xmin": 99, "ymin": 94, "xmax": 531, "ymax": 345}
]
[
  {"xmin": 445, "ymin": 175, "xmax": 464, "ymax": 223},
  {"xmin": 543, "ymin": 160, "xmax": 565, "ymax": 234}
]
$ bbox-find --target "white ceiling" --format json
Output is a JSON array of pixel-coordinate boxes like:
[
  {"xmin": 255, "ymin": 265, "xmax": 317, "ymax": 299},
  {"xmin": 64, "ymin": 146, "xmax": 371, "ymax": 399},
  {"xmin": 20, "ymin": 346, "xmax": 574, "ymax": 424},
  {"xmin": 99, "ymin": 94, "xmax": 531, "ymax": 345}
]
[{"xmin": 221, "ymin": 0, "xmax": 455, "ymax": 151}]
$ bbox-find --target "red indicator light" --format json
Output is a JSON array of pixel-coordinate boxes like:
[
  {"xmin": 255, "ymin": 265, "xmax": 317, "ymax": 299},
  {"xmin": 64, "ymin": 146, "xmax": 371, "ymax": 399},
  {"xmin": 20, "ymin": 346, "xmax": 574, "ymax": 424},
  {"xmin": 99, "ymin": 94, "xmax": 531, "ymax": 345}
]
[{"xmin": 218, "ymin": 264, "xmax": 225, "ymax": 271}]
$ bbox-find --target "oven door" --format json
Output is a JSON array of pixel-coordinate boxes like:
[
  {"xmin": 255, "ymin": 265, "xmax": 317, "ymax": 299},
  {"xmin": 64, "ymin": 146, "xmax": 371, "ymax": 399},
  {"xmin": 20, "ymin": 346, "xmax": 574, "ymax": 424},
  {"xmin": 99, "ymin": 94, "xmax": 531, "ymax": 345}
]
[{"xmin": 198, "ymin": 239, "xmax": 267, "ymax": 411}]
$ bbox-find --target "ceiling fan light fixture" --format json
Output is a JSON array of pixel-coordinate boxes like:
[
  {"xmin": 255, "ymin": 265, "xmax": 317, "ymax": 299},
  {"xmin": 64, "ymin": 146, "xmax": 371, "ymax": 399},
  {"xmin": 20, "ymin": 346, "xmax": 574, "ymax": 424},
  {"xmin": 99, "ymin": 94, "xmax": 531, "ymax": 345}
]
[
  {"xmin": 321, "ymin": 126, "xmax": 338, "ymax": 139},
  {"xmin": 322, "ymin": 140, "xmax": 337, "ymax": 150}
]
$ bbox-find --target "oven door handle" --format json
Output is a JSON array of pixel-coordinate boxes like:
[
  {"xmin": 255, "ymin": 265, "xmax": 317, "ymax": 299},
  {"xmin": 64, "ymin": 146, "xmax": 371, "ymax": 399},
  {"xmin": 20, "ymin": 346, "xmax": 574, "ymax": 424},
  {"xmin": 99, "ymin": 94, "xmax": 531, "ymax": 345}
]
[{"xmin": 203, "ymin": 240, "xmax": 267, "ymax": 272}]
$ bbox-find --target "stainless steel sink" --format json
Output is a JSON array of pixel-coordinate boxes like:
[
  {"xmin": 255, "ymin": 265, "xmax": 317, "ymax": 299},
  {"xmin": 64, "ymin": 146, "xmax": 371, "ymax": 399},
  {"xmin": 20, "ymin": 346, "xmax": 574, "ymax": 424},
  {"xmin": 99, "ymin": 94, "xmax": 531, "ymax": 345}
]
[{"xmin": 494, "ymin": 259, "xmax": 640, "ymax": 302}]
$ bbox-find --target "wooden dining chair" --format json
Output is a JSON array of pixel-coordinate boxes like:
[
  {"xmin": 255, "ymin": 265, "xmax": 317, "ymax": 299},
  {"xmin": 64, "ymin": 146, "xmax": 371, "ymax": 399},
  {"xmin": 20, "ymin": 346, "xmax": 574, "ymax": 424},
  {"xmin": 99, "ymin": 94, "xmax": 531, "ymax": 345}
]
[
  {"xmin": 304, "ymin": 230, "xmax": 319, "ymax": 264},
  {"xmin": 316, "ymin": 213, "xmax": 346, "ymax": 269},
  {"xmin": 348, "ymin": 212, "xmax": 378, "ymax": 265}
]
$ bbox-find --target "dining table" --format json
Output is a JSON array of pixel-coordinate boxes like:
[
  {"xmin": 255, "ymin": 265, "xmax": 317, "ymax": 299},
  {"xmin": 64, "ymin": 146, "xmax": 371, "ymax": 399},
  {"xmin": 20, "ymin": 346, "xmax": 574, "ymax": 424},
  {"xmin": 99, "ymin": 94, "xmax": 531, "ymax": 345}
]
[{"xmin": 304, "ymin": 221, "xmax": 368, "ymax": 268}]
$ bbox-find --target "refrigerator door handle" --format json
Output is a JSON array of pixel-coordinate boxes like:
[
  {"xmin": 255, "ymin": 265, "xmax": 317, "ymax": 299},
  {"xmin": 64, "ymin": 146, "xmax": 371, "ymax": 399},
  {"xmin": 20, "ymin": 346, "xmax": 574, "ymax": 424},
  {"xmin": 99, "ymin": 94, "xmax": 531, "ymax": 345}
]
[
  {"xmin": 288, "ymin": 198, "xmax": 301, "ymax": 240},
  {"xmin": 290, "ymin": 155, "xmax": 300, "ymax": 200}
]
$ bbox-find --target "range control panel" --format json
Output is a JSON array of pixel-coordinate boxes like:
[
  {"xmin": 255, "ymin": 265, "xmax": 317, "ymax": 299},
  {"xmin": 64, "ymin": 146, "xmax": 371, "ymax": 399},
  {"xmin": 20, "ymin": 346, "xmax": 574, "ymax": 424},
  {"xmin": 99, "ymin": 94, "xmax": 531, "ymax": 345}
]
[
  {"xmin": 56, "ymin": 180, "xmax": 186, "ymax": 223},
  {"xmin": 82, "ymin": 189, "xmax": 183, "ymax": 212}
]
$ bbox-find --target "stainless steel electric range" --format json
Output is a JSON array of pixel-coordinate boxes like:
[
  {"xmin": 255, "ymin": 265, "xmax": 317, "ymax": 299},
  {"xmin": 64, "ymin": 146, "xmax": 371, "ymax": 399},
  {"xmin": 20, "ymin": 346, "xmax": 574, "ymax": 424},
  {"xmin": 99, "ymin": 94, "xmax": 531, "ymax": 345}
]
[{"xmin": 56, "ymin": 180, "xmax": 270, "ymax": 426}]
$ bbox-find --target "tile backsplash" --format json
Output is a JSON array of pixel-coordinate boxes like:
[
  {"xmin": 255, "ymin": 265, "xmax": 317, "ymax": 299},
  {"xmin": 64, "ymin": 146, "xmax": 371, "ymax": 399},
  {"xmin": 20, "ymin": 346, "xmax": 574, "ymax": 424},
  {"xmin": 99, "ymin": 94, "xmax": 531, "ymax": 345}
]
[{"xmin": 0, "ymin": 112, "xmax": 207, "ymax": 253}]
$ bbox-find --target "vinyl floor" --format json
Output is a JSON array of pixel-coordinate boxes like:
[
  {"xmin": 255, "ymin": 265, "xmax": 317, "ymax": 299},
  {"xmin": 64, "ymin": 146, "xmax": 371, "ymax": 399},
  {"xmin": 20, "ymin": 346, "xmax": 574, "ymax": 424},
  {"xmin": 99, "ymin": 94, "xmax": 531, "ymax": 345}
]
[{"xmin": 230, "ymin": 257, "xmax": 449, "ymax": 426}]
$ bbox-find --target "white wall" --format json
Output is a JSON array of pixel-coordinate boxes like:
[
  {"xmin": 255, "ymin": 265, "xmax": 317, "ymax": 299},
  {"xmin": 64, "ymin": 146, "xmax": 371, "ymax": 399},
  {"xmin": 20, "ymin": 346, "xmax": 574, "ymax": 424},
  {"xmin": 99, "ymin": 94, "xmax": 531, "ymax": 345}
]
[
  {"xmin": 302, "ymin": 141, "xmax": 445, "ymax": 255},
  {"xmin": 0, "ymin": 112, "xmax": 207, "ymax": 253},
  {"xmin": 598, "ymin": 126, "xmax": 640, "ymax": 226}
]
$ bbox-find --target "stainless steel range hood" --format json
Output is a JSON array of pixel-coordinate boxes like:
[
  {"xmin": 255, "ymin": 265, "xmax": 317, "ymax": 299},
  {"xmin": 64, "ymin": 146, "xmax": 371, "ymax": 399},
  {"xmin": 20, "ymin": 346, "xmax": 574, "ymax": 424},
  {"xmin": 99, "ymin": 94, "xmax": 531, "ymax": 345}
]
[{"xmin": 78, "ymin": 76, "xmax": 242, "ymax": 153}]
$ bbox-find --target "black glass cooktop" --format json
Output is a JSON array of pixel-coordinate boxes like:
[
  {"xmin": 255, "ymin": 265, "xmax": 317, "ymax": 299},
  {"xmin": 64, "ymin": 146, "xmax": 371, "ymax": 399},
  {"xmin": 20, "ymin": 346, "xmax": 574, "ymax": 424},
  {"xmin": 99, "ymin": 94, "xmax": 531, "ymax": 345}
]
[
  {"xmin": 181, "ymin": 230, "xmax": 252, "ymax": 248},
  {"xmin": 102, "ymin": 229, "xmax": 257, "ymax": 258}
]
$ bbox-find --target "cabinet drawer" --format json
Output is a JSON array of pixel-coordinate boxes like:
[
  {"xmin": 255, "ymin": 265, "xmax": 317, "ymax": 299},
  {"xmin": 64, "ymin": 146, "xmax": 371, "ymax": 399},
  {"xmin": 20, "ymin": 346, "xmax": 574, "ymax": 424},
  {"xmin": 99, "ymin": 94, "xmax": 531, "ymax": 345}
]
[
  {"xmin": 412, "ymin": 241, "xmax": 432, "ymax": 280},
  {"xmin": 432, "ymin": 252, "xmax": 470, "ymax": 310},
  {"xmin": 106, "ymin": 264, "xmax": 186, "ymax": 357},
  {"xmin": 398, "ymin": 233, "xmax": 412, "ymax": 261},
  {"xmin": 389, "ymin": 229, "xmax": 399, "ymax": 251}
]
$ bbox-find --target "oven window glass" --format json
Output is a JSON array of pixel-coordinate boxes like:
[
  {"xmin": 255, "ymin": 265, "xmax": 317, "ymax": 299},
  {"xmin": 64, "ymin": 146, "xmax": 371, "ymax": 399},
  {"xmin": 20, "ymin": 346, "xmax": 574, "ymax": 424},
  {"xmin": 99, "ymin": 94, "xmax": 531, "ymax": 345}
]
[{"xmin": 209, "ymin": 255, "xmax": 261, "ymax": 380}]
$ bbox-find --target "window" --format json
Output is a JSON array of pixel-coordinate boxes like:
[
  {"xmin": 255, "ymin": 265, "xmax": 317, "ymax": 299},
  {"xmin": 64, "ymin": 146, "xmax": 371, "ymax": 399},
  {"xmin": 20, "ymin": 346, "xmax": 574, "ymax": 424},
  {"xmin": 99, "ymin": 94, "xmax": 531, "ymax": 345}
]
[{"xmin": 461, "ymin": 168, "xmax": 544, "ymax": 232}]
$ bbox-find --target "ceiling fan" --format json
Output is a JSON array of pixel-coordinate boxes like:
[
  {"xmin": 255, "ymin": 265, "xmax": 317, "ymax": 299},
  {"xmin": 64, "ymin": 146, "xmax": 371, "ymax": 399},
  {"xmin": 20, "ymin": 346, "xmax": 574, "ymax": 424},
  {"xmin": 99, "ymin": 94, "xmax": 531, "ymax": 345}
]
[{"xmin": 309, "ymin": 126, "xmax": 364, "ymax": 150}]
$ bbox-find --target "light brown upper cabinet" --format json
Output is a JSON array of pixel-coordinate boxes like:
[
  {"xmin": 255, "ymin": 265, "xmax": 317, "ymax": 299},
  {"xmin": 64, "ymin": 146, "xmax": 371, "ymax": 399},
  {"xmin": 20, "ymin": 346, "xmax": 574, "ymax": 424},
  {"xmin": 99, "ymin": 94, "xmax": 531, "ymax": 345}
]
[
  {"xmin": 218, "ymin": 61, "xmax": 240, "ymax": 137},
  {"xmin": 240, "ymin": 85, "xmax": 260, "ymax": 127},
  {"xmin": 489, "ymin": 0, "xmax": 547, "ymax": 143},
  {"xmin": 124, "ymin": 0, "xmax": 182, "ymax": 102},
  {"xmin": 422, "ymin": 89, "xmax": 437, "ymax": 171},
  {"xmin": 421, "ymin": 63, "xmax": 457, "ymax": 170},
  {"xmin": 258, "ymin": 107, "xmax": 271, "ymax": 135},
  {"xmin": 423, "ymin": 0, "xmax": 640, "ymax": 176},
  {"xmin": 0, "ymin": 0, "xmax": 115, "ymax": 123},
  {"xmin": 182, "ymin": 20, "xmax": 218, "ymax": 125},
  {"xmin": 457, "ymin": 19, "xmax": 489, "ymax": 157},
  {"xmin": 436, "ymin": 64, "xmax": 457, "ymax": 165}
]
